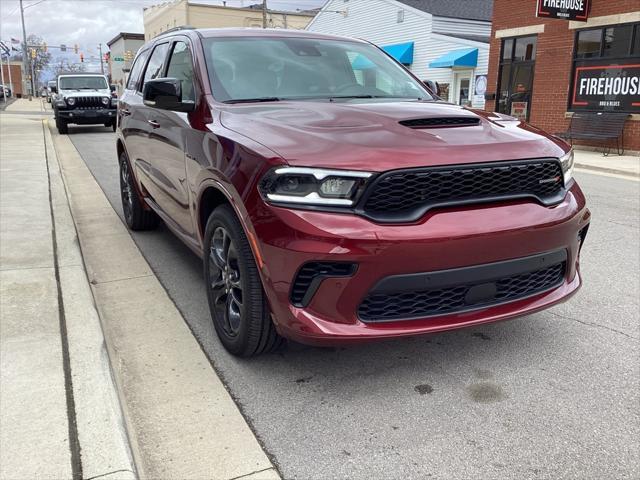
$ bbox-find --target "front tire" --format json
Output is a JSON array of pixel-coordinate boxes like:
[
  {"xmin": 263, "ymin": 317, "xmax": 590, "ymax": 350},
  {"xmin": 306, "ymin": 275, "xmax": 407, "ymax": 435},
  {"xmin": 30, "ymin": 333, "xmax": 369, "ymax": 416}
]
[
  {"xmin": 56, "ymin": 117, "xmax": 68, "ymax": 134},
  {"xmin": 204, "ymin": 205, "xmax": 284, "ymax": 357},
  {"xmin": 119, "ymin": 152, "xmax": 158, "ymax": 231}
]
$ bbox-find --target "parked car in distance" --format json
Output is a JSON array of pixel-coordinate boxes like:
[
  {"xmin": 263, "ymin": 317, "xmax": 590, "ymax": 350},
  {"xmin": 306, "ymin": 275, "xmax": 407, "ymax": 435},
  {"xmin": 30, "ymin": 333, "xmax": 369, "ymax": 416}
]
[
  {"xmin": 117, "ymin": 28, "xmax": 590, "ymax": 356},
  {"xmin": 52, "ymin": 73, "xmax": 117, "ymax": 134},
  {"xmin": 0, "ymin": 84, "xmax": 10, "ymax": 98},
  {"xmin": 46, "ymin": 80, "xmax": 56, "ymax": 103}
]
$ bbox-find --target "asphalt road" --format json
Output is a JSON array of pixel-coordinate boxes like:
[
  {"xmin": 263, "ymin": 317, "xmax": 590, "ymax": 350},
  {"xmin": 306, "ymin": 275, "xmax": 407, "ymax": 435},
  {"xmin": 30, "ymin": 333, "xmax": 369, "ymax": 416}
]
[{"xmin": 68, "ymin": 125, "xmax": 639, "ymax": 480}]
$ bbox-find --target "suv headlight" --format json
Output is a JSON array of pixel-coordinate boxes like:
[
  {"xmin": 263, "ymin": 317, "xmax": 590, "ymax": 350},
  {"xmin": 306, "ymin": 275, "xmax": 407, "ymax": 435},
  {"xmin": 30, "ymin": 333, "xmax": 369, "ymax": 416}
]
[
  {"xmin": 259, "ymin": 167, "xmax": 372, "ymax": 207},
  {"xmin": 66, "ymin": 97, "xmax": 75, "ymax": 106},
  {"xmin": 559, "ymin": 149, "xmax": 574, "ymax": 185},
  {"xmin": 102, "ymin": 96, "xmax": 110, "ymax": 106}
]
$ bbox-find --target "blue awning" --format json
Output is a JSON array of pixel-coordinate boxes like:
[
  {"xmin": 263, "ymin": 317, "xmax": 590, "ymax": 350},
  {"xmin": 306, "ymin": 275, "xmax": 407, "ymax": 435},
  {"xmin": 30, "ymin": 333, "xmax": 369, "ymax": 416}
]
[
  {"xmin": 351, "ymin": 55, "xmax": 376, "ymax": 70},
  {"xmin": 381, "ymin": 41, "xmax": 414, "ymax": 65},
  {"xmin": 429, "ymin": 48, "xmax": 478, "ymax": 68}
]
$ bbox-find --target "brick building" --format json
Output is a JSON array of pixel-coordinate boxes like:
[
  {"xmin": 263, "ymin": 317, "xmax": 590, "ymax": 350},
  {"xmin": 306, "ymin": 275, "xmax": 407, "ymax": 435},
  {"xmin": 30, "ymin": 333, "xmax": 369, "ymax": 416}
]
[
  {"xmin": 486, "ymin": 1, "xmax": 639, "ymax": 152},
  {"xmin": 1, "ymin": 61, "xmax": 23, "ymax": 97}
]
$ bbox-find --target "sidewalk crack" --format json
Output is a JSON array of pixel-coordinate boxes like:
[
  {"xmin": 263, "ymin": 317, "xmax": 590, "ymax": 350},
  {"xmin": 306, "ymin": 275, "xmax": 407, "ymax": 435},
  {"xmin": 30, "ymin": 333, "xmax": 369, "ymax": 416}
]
[
  {"xmin": 84, "ymin": 468, "xmax": 135, "ymax": 480},
  {"xmin": 229, "ymin": 467, "xmax": 277, "ymax": 480}
]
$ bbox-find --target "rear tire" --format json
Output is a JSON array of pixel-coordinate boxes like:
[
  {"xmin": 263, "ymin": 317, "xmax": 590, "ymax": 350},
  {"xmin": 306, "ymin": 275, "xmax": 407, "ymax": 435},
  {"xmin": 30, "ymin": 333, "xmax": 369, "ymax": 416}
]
[
  {"xmin": 119, "ymin": 152, "xmax": 158, "ymax": 231},
  {"xmin": 204, "ymin": 205, "xmax": 284, "ymax": 357}
]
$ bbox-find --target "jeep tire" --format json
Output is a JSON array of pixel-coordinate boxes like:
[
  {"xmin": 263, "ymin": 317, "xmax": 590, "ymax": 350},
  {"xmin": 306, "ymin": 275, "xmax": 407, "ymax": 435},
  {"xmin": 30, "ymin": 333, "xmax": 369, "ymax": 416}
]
[{"xmin": 56, "ymin": 117, "xmax": 68, "ymax": 135}]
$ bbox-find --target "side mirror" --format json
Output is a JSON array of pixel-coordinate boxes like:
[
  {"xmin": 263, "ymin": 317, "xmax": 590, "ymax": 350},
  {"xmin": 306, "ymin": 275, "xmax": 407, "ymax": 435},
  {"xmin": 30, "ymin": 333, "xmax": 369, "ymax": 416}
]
[
  {"xmin": 110, "ymin": 84, "xmax": 116, "ymax": 92},
  {"xmin": 423, "ymin": 80, "xmax": 439, "ymax": 97},
  {"xmin": 50, "ymin": 85, "xmax": 57, "ymax": 94},
  {"xmin": 143, "ymin": 78, "xmax": 194, "ymax": 112}
]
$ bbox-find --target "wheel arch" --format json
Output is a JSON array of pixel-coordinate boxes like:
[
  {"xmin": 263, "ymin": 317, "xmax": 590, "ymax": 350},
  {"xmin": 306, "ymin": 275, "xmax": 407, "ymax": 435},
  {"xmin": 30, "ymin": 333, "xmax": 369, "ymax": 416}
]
[{"xmin": 196, "ymin": 182, "xmax": 264, "ymax": 270}]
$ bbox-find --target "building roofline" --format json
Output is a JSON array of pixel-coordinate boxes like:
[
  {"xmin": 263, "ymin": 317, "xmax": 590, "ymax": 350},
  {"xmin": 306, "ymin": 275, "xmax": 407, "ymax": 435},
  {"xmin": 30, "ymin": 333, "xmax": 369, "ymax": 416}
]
[
  {"xmin": 107, "ymin": 32, "xmax": 145, "ymax": 47},
  {"xmin": 186, "ymin": 1, "xmax": 315, "ymax": 16}
]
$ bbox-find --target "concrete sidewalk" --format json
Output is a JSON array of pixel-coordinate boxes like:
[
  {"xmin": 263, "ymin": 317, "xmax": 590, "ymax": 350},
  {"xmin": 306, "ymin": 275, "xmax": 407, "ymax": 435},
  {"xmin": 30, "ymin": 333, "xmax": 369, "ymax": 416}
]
[
  {"xmin": 574, "ymin": 148, "xmax": 640, "ymax": 179},
  {"xmin": 1, "ymin": 103, "xmax": 134, "ymax": 479}
]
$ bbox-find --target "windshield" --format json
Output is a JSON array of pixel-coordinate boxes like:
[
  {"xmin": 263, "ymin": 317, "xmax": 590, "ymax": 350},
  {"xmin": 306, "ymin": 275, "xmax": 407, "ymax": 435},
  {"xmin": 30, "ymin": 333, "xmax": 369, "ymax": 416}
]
[
  {"xmin": 59, "ymin": 76, "xmax": 108, "ymax": 90},
  {"xmin": 203, "ymin": 37, "xmax": 432, "ymax": 103}
]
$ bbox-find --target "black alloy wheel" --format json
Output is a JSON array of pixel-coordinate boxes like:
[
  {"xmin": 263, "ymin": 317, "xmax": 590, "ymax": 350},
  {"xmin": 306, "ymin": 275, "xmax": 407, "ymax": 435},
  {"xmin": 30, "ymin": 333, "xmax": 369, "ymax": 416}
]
[
  {"xmin": 204, "ymin": 205, "xmax": 284, "ymax": 356},
  {"xmin": 209, "ymin": 226, "xmax": 244, "ymax": 337}
]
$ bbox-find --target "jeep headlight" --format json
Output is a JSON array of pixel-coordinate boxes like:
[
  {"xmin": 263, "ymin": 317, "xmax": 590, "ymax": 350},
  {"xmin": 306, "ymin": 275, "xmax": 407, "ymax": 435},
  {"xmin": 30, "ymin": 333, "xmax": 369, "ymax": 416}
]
[
  {"xmin": 559, "ymin": 149, "xmax": 574, "ymax": 185},
  {"xmin": 259, "ymin": 167, "xmax": 372, "ymax": 207},
  {"xmin": 102, "ymin": 96, "xmax": 110, "ymax": 106},
  {"xmin": 66, "ymin": 97, "xmax": 75, "ymax": 106}
]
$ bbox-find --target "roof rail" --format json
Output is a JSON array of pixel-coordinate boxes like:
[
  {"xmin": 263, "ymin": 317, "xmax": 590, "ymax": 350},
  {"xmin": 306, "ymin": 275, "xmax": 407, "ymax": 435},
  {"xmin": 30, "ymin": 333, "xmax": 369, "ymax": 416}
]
[{"xmin": 154, "ymin": 25, "xmax": 196, "ymax": 38}]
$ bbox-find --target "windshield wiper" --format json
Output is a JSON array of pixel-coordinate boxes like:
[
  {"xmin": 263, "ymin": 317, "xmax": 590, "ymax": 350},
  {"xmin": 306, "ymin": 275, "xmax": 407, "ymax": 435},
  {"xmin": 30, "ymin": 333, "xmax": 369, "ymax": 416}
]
[{"xmin": 223, "ymin": 97, "xmax": 282, "ymax": 104}]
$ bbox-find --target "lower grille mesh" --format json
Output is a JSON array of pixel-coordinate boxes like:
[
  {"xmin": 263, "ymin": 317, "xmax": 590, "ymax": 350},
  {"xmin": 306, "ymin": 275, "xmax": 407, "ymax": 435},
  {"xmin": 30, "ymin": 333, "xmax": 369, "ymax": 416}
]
[{"xmin": 358, "ymin": 262, "xmax": 565, "ymax": 322}]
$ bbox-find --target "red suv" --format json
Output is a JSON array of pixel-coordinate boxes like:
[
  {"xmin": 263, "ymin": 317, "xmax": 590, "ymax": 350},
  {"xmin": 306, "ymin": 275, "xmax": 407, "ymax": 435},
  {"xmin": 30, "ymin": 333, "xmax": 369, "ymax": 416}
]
[{"xmin": 117, "ymin": 28, "xmax": 590, "ymax": 356}]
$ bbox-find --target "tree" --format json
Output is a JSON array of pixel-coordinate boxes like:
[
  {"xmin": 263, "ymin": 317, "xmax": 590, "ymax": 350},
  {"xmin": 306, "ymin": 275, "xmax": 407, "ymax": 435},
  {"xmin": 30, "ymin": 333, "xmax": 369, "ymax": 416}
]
[
  {"xmin": 18, "ymin": 34, "xmax": 52, "ymax": 88},
  {"xmin": 52, "ymin": 59, "xmax": 86, "ymax": 77}
]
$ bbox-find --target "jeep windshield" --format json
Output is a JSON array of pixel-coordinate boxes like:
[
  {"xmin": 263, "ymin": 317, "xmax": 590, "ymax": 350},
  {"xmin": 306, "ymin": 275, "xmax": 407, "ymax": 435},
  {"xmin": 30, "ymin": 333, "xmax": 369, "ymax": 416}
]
[
  {"xmin": 59, "ymin": 76, "xmax": 108, "ymax": 90},
  {"xmin": 203, "ymin": 37, "xmax": 432, "ymax": 103}
]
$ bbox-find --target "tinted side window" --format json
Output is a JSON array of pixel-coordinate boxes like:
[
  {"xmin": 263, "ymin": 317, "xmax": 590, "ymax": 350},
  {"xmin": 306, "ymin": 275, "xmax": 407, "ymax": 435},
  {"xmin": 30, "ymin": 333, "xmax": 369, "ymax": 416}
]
[
  {"xmin": 165, "ymin": 41, "xmax": 196, "ymax": 102},
  {"xmin": 127, "ymin": 50, "xmax": 149, "ymax": 91},
  {"xmin": 142, "ymin": 43, "xmax": 170, "ymax": 88}
]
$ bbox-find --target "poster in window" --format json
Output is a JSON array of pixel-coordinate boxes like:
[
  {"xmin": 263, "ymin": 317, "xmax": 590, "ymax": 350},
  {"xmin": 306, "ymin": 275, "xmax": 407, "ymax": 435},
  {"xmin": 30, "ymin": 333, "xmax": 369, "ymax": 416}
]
[
  {"xmin": 536, "ymin": 0, "xmax": 589, "ymax": 21},
  {"xmin": 571, "ymin": 63, "xmax": 640, "ymax": 112},
  {"xmin": 510, "ymin": 102, "xmax": 528, "ymax": 121}
]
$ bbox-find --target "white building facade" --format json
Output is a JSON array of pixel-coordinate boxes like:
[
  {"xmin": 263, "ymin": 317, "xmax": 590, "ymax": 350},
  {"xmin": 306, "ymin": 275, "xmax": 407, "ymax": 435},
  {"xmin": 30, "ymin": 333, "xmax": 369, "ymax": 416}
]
[{"xmin": 306, "ymin": 0, "xmax": 492, "ymax": 108}]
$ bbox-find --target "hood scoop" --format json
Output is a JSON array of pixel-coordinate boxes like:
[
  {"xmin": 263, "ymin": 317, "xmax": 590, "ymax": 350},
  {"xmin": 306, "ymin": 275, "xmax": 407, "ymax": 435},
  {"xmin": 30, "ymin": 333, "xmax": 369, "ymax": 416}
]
[{"xmin": 399, "ymin": 117, "xmax": 480, "ymax": 129}]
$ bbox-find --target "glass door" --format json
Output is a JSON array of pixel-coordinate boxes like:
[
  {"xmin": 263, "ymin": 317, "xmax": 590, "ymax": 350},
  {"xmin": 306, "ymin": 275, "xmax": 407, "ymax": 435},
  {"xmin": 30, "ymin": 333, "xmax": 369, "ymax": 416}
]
[{"xmin": 453, "ymin": 70, "xmax": 473, "ymax": 106}]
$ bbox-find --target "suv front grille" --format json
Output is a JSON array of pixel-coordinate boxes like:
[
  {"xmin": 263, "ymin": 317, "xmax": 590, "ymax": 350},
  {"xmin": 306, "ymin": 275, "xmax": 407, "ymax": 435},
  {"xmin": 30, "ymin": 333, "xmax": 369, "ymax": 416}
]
[
  {"xmin": 72, "ymin": 96, "xmax": 104, "ymax": 109},
  {"xmin": 358, "ymin": 258, "xmax": 566, "ymax": 322},
  {"xmin": 361, "ymin": 160, "xmax": 564, "ymax": 222}
]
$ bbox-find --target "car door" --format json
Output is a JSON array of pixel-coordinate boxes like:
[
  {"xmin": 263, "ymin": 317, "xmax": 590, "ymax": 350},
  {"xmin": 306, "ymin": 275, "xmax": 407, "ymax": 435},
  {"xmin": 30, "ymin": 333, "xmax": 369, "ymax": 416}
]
[
  {"xmin": 142, "ymin": 38, "xmax": 196, "ymax": 237},
  {"xmin": 119, "ymin": 47, "xmax": 150, "ymax": 165},
  {"xmin": 130, "ymin": 42, "xmax": 171, "ymax": 214}
]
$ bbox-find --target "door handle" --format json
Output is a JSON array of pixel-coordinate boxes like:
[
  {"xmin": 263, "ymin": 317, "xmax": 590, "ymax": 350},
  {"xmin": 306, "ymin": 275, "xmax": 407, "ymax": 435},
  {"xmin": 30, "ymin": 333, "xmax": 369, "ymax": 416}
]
[
  {"xmin": 147, "ymin": 119, "xmax": 160, "ymax": 129},
  {"xmin": 120, "ymin": 108, "xmax": 131, "ymax": 116}
]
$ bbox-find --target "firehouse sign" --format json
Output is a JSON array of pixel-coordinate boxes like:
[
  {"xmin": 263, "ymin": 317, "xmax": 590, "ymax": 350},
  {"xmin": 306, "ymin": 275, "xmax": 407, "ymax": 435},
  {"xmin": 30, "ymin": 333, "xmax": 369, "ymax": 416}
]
[
  {"xmin": 572, "ymin": 63, "xmax": 640, "ymax": 112},
  {"xmin": 536, "ymin": 0, "xmax": 589, "ymax": 21}
]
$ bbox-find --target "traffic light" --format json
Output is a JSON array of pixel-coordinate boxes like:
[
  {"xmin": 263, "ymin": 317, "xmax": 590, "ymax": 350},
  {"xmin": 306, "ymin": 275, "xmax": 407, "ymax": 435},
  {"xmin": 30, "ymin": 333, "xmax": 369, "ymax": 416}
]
[
  {"xmin": 80, "ymin": 53, "xmax": 84, "ymax": 63},
  {"xmin": 74, "ymin": 44, "xmax": 78, "ymax": 54},
  {"xmin": 30, "ymin": 49, "xmax": 36, "ymax": 59}
]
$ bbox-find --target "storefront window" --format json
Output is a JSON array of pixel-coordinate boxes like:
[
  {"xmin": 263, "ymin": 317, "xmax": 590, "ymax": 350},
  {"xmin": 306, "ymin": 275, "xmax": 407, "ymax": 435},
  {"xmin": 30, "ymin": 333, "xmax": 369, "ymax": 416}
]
[
  {"xmin": 496, "ymin": 35, "xmax": 537, "ymax": 121},
  {"xmin": 570, "ymin": 23, "xmax": 640, "ymax": 113},
  {"xmin": 576, "ymin": 29, "xmax": 601, "ymax": 58},
  {"xmin": 603, "ymin": 25, "xmax": 634, "ymax": 58}
]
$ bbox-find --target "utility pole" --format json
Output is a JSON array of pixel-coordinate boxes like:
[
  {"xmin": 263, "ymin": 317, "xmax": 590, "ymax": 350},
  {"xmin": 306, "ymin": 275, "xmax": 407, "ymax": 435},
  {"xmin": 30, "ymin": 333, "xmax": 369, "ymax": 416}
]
[
  {"xmin": 19, "ymin": 0, "xmax": 32, "ymax": 100},
  {"xmin": 98, "ymin": 43, "xmax": 104, "ymax": 75},
  {"xmin": 262, "ymin": 0, "xmax": 267, "ymax": 28},
  {"xmin": 0, "ymin": 54, "xmax": 6, "ymax": 103}
]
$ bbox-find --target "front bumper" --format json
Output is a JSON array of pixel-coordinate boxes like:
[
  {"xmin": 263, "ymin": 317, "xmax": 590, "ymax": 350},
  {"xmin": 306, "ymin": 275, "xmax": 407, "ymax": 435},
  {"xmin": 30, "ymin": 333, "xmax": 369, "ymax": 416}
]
[
  {"xmin": 57, "ymin": 108, "xmax": 116, "ymax": 124},
  {"xmin": 251, "ymin": 181, "xmax": 590, "ymax": 345}
]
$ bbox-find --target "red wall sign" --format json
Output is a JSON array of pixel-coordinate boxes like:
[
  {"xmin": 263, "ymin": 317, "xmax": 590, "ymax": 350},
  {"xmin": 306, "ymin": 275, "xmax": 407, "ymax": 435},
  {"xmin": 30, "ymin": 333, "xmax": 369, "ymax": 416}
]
[{"xmin": 536, "ymin": 0, "xmax": 590, "ymax": 21}]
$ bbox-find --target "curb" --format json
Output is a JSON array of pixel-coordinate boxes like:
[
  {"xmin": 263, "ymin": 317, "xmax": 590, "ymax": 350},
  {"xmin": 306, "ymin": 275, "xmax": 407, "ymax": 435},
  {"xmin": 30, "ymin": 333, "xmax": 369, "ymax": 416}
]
[
  {"xmin": 43, "ymin": 120, "xmax": 137, "ymax": 480},
  {"xmin": 575, "ymin": 162, "xmax": 640, "ymax": 180},
  {"xmin": 48, "ymin": 121, "xmax": 280, "ymax": 480}
]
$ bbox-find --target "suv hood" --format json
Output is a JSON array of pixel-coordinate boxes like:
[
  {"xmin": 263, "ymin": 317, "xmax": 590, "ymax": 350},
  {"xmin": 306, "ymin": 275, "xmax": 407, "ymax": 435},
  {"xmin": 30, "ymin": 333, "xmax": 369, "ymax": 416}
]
[{"xmin": 219, "ymin": 100, "xmax": 567, "ymax": 171}]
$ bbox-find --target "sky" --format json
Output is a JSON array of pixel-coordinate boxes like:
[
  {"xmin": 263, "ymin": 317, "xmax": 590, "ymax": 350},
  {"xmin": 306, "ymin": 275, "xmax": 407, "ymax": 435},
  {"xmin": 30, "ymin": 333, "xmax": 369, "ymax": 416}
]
[{"xmin": 0, "ymin": 0, "xmax": 327, "ymax": 80}]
